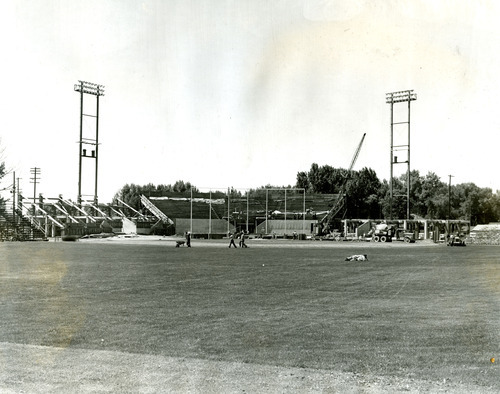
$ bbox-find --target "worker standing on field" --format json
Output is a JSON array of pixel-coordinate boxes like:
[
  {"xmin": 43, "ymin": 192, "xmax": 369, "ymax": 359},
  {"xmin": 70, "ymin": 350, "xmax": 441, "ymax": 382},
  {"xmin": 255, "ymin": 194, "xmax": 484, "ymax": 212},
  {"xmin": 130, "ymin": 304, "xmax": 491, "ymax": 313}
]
[
  {"xmin": 228, "ymin": 232, "xmax": 237, "ymax": 248},
  {"xmin": 240, "ymin": 231, "xmax": 248, "ymax": 248}
]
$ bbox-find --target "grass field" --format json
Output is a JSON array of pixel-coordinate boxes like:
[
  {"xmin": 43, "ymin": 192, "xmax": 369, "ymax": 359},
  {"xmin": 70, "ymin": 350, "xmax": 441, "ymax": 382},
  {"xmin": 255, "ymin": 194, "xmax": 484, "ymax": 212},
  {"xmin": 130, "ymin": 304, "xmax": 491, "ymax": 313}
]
[{"xmin": 1, "ymin": 238, "xmax": 499, "ymax": 392}]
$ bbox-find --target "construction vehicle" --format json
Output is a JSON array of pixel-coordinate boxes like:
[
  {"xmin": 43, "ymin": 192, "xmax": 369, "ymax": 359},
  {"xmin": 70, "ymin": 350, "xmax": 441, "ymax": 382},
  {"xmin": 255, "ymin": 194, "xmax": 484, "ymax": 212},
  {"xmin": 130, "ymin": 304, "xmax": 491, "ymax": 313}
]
[
  {"xmin": 368, "ymin": 223, "xmax": 416, "ymax": 243},
  {"xmin": 367, "ymin": 222, "xmax": 395, "ymax": 242},
  {"xmin": 317, "ymin": 133, "xmax": 366, "ymax": 236},
  {"xmin": 394, "ymin": 228, "xmax": 416, "ymax": 243},
  {"xmin": 447, "ymin": 232, "xmax": 466, "ymax": 246}
]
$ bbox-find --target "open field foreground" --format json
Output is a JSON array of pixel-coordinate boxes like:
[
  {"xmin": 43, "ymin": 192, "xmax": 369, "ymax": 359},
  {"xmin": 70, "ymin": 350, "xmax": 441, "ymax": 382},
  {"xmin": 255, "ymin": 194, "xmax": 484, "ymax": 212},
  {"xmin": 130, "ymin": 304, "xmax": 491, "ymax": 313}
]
[{"xmin": 1, "ymin": 239, "xmax": 499, "ymax": 393}]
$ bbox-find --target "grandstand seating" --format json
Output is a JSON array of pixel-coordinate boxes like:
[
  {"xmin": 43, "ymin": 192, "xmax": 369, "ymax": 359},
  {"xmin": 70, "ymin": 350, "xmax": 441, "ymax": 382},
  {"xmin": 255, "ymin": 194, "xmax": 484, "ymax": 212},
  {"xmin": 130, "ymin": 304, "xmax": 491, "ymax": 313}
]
[
  {"xmin": 147, "ymin": 191, "xmax": 338, "ymax": 235},
  {"xmin": 149, "ymin": 192, "xmax": 337, "ymax": 221}
]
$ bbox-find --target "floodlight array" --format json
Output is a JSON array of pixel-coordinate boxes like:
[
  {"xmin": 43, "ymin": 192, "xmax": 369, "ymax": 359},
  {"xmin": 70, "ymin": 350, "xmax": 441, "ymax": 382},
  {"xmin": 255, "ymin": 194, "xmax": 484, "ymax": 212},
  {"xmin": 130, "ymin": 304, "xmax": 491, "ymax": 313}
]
[
  {"xmin": 74, "ymin": 80, "xmax": 105, "ymax": 96},
  {"xmin": 385, "ymin": 90, "xmax": 416, "ymax": 103}
]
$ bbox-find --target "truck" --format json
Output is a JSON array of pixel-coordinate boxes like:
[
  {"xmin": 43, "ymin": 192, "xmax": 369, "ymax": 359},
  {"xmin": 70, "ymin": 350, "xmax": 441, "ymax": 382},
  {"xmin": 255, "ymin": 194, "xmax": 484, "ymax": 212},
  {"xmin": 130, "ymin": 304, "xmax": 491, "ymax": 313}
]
[
  {"xmin": 369, "ymin": 223, "xmax": 416, "ymax": 243},
  {"xmin": 447, "ymin": 232, "xmax": 466, "ymax": 246}
]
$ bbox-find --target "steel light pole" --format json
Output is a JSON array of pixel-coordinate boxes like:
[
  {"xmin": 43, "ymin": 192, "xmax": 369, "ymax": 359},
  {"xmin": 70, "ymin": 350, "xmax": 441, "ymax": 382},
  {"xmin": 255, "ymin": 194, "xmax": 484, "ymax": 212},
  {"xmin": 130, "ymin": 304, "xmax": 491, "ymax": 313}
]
[
  {"xmin": 74, "ymin": 81, "xmax": 105, "ymax": 206},
  {"xmin": 386, "ymin": 90, "xmax": 417, "ymax": 220}
]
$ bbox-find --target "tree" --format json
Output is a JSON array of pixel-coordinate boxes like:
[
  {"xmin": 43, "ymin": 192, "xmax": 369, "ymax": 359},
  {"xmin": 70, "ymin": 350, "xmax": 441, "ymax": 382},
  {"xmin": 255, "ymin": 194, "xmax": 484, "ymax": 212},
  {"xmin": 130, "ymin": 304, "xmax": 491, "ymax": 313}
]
[
  {"xmin": 345, "ymin": 167, "xmax": 382, "ymax": 218},
  {"xmin": 112, "ymin": 181, "xmax": 199, "ymax": 210},
  {"xmin": 408, "ymin": 170, "xmax": 424, "ymax": 217},
  {"xmin": 384, "ymin": 176, "xmax": 406, "ymax": 219},
  {"xmin": 473, "ymin": 187, "xmax": 497, "ymax": 224},
  {"xmin": 297, "ymin": 164, "xmax": 384, "ymax": 218},
  {"xmin": 424, "ymin": 172, "xmax": 446, "ymax": 218},
  {"xmin": 492, "ymin": 191, "xmax": 500, "ymax": 222},
  {"xmin": 307, "ymin": 163, "xmax": 330, "ymax": 193},
  {"xmin": 172, "ymin": 180, "xmax": 197, "ymax": 193},
  {"xmin": 296, "ymin": 171, "xmax": 309, "ymax": 191},
  {"xmin": 115, "ymin": 183, "xmax": 142, "ymax": 210},
  {"xmin": 452, "ymin": 183, "xmax": 499, "ymax": 225},
  {"xmin": 297, "ymin": 164, "xmax": 500, "ymax": 223},
  {"xmin": 296, "ymin": 163, "xmax": 349, "ymax": 194}
]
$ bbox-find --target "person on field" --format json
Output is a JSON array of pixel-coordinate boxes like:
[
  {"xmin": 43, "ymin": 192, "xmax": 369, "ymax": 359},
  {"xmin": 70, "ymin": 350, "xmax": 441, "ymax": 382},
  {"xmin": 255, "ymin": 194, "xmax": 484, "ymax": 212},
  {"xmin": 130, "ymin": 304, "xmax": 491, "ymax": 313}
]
[
  {"xmin": 228, "ymin": 232, "xmax": 237, "ymax": 248},
  {"xmin": 345, "ymin": 254, "xmax": 368, "ymax": 261},
  {"xmin": 240, "ymin": 231, "xmax": 248, "ymax": 248},
  {"xmin": 186, "ymin": 231, "xmax": 191, "ymax": 247}
]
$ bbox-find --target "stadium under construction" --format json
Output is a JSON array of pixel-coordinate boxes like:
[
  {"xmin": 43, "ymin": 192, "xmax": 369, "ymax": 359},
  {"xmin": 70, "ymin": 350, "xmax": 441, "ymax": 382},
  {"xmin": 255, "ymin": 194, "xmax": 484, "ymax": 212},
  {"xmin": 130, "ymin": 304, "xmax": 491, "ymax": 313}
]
[
  {"xmin": 0, "ymin": 188, "xmax": 470, "ymax": 244},
  {"xmin": 0, "ymin": 85, "xmax": 470, "ymax": 242}
]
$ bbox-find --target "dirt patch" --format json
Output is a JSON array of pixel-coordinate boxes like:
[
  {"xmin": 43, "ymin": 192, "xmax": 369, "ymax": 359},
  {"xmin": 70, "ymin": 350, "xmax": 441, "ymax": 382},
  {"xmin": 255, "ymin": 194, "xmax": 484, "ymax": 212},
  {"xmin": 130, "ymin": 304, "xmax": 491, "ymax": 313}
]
[{"xmin": 0, "ymin": 342, "xmax": 492, "ymax": 393}]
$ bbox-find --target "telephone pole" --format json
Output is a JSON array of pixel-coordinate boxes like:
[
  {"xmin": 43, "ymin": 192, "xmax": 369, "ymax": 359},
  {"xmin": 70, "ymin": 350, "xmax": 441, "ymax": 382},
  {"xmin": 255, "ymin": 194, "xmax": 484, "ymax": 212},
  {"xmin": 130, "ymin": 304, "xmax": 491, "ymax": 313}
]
[
  {"xmin": 30, "ymin": 167, "xmax": 40, "ymax": 204},
  {"xmin": 448, "ymin": 174, "xmax": 454, "ymax": 219},
  {"xmin": 12, "ymin": 171, "xmax": 16, "ymax": 226}
]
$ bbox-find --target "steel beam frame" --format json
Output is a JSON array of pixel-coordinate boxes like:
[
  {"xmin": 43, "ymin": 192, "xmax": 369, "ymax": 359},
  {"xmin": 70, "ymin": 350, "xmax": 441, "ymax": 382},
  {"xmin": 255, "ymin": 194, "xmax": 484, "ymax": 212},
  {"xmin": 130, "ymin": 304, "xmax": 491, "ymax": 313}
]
[
  {"xmin": 386, "ymin": 90, "xmax": 416, "ymax": 220},
  {"xmin": 74, "ymin": 80, "xmax": 105, "ymax": 206}
]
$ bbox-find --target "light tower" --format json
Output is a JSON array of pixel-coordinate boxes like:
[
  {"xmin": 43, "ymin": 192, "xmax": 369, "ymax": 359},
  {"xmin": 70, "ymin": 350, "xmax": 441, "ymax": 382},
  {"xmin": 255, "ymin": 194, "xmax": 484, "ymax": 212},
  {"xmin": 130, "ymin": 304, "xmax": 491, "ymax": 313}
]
[
  {"xmin": 74, "ymin": 80, "xmax": 105, "ymax": 205},
  {"xmin": 386, "ymin": 90, "xmax": 417, "ymax": 220}
]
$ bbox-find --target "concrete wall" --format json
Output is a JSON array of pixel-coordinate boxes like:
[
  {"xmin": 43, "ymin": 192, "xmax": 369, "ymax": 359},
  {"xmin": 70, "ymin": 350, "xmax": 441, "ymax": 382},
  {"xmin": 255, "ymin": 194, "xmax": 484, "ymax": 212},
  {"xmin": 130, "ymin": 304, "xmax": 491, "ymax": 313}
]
[
  {"xmin": 344, "ymin": 219, "xmax": 471, "ymax": 241},
  {"xmin": 121, "ymin": 217, "xmax": 136, "ymax": 234},
  {"xmin": 175, "ymin": 218, "xmax": 234, "ymax": 235},
  {"xmin": 255, "ymin": 220, "xmax": 316, "ymax": 235}
]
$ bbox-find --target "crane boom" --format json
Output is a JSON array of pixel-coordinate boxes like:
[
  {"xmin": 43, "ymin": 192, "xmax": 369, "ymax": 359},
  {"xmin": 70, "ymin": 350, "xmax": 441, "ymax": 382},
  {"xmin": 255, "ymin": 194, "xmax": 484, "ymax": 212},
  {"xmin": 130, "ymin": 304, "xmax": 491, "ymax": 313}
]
[
  {"xmin": 318, "ymin": 133, "xmax": 366, "ymax": 232},
  {"xmin": 348, "ymin": 133, "xmax": 366, "ymax": 173}
]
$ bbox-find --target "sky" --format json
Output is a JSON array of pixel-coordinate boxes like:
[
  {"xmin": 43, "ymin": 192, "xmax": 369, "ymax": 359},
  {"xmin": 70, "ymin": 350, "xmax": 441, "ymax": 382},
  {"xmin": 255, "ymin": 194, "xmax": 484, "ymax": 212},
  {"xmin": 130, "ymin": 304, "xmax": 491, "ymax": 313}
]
[{"xmin": 1, "ymin": 0, "xmax": 499, "ymax": 204}]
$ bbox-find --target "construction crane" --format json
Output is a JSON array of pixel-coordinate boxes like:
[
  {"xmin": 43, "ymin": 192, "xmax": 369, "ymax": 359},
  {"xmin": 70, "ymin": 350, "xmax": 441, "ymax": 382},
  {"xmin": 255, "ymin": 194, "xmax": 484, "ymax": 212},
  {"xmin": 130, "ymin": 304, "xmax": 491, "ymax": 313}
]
[{"xmin": 318, "ymin": 133, "xmax": 366, "ymax": 235}]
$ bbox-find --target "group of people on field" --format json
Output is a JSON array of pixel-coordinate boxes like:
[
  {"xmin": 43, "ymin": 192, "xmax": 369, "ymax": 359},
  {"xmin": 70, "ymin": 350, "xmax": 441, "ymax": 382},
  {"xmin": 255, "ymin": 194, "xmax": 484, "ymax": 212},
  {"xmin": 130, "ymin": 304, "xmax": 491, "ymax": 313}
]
[
  {"xmin": 182, "ymin": 230, "xmax": 248, "ymax": 248},
  {"xmin": 229, "ymin": 231, "xmax": 248, "ymax": 248}
]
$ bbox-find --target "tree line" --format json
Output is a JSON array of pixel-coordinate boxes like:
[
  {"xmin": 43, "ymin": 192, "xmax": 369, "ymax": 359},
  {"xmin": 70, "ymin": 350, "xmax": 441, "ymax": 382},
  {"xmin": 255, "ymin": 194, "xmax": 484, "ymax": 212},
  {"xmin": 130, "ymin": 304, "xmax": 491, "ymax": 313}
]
[
  {"xmin": 113, "ymin": 180, "xmax": 198, "ymax": 210},
  {"xmin": 296, "ymin": 163, "xmax": 500, "ymax": 225},
  {"xmin": 113, "ymin": 164, "xmax": 500, "ymax": 225}
]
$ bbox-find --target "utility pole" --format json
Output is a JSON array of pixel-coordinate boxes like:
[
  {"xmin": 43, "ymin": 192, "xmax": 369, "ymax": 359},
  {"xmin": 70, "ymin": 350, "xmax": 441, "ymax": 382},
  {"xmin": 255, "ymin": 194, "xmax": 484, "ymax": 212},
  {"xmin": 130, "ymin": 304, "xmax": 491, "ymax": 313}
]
[
  {"xmin": 17, "ymin": 177, "xmax": 21, "ymax": 211},
  {"xmin": 12, "ymin": 171, "xmax": 16, "ymax": 226},
  {"xmin": 30, "ymin": 167, "xmax": 40, "ymax": 205},
  {"xmin": 448, "ymin": 174, "xmax": 454, "ymax": 219}
]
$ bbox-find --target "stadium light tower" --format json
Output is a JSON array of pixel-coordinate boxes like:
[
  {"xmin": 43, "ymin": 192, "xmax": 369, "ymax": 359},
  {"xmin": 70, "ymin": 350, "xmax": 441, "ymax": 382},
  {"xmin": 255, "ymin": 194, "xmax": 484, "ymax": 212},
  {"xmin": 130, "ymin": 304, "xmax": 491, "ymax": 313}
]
[
  {"xmin": 386, "ymin": 90, "xmax": 417, "ymax": 220},
  {"xmin": 74, "ymin": 80, "xmax": 105, "ymax": 205}
]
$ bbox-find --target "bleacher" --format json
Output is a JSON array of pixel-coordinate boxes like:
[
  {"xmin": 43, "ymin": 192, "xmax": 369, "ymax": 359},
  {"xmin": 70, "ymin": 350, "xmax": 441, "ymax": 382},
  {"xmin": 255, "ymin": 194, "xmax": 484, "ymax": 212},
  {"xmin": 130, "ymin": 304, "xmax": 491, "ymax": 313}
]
[
  {"xmin": 149, "ymin": 191, "xmax": 227, "ymax": 220},
  {"xmin": 229, "ymin": 192, "xmax": 337, "ymax": 218},
  {"xmin": 146, "ymin": 191, "xmax": 338, "ymax": 236}
]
